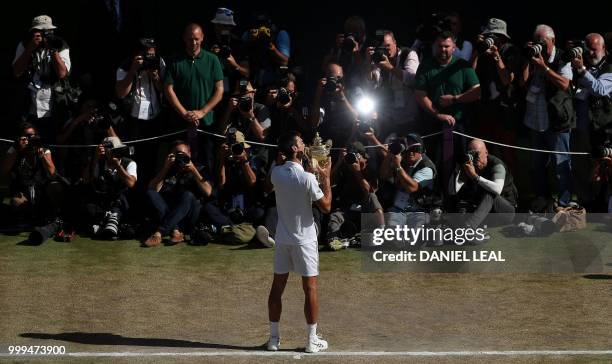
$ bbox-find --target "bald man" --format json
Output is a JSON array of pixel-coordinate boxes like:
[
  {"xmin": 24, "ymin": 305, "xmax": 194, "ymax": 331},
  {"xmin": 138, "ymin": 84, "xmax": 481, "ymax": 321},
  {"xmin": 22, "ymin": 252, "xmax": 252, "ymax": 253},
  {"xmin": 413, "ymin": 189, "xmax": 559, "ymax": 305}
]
[
  {"xmin": 571, "ymin": 33, "xmax": 612, "ymax": 207},
  {"xmin": 451, "ymin": 139, "xmax": 517, "ymax": 228},
  {"xmin": 165, "ymin": 23, "xmax": 224, "ymax": 164}
]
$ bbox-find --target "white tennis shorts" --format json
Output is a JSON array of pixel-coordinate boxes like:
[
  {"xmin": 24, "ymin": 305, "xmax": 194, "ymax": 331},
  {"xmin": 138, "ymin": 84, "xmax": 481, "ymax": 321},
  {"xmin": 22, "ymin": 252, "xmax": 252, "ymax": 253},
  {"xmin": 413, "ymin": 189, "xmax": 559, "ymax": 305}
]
[{"xmin": 274, "ymin": 242, "xmax": 319, "ymax": 277}]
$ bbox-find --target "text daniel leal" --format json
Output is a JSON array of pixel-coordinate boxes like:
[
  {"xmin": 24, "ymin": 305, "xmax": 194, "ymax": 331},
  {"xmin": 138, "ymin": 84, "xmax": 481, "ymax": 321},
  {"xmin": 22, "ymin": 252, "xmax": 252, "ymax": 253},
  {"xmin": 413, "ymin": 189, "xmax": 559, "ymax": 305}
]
[{"xmin": 372, "ymin": 250, "xmax": 506, "ymax": 262}]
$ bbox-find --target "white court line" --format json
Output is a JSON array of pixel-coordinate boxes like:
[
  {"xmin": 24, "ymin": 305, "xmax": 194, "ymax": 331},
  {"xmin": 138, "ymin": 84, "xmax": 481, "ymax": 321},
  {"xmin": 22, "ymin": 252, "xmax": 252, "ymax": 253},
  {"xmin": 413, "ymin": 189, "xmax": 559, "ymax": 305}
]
[{"xmin": 3, "ymin": 350, "xmax": 612, "ymax": 357}]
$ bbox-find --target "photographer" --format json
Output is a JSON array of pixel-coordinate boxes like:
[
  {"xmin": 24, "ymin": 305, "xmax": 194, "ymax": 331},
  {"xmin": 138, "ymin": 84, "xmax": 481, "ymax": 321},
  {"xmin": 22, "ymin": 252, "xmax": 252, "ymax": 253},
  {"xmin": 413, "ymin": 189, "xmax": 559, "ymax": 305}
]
[
  {"xmin": 367, "ymin": 30, "xmax": 420, "ymax": 138},
  {"xmin": 116, "ymin": 37, "xmax": 165, "ymax": 183},
  {"xmin": 243, "ymin": 12, "xmax": 290, "ymax": 88},
  {"xmin": 56, "ymin": 96, "xmax": 119, "ymax": 182},
  {"xmin": 219, "ymin": 81, "xmax": 271, "ymax": 166},
  {"xmin": 450, "ymin": 139, "xmax": 517, "ymax": 228},
  {"xmin": 414, "ymin": 30, "xmax": 481, "ymax": 190},
  {"xmin": 379, "ymin": 134, "xmax": 437, "ymax": 228},
  {"xmin": 266, "ymin": 74, "xmax": 314, "ymax": 144},
  {"xmin": 520, "ymin": 24, "xmax": 574, "ymax": 206},
  {"xmin": 310, "ymin": 63, "xmax": 359, "ymax": 147},
  {"xmin": 82, "ymin": 137, "xmax": 137, "ymax": 240},
  {"xmin": 1, "ymin": 123, "xmax": 62, "ymax": 227},
  {"xmin": 326, "ymin": 142, "xmax": 383, "ymax": 250},
  {"xmin": 203, "ymin": 130, "xmax": 263, "ymax": 230},
  {"xmin": 144, "ymin": 141, "xmax": 212, "ymax": 247},
  {"xmin": 12, "ymin": 15, "xmax": 71, "ymax": 141},
  {"xmin": 208, "ymin": 8, "xmax": 250, "ymax": 95},
  {"xmin": 471, "ymin": 18, "xmax": 521, "ymax": 173},
  {"xmin": 572, "ymin": 33, "xmax": 612, "ymax": 208}
]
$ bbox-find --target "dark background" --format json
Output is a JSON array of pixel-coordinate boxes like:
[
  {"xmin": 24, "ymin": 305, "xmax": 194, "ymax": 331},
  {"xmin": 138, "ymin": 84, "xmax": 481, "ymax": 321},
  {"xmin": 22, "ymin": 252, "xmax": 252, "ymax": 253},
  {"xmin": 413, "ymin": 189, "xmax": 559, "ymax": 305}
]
[{"xmin": 1, "ymin": 0, "xmax": 611, "ymax": 138}]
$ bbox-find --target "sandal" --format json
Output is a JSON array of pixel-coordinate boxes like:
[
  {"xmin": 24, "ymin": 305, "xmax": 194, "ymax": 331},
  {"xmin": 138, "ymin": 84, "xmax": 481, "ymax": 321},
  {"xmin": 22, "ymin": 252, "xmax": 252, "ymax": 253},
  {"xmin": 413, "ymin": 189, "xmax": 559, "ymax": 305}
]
[
  {"xmin": 144, "ymin": 232, "xmax": 162, "ymax": 247},
  {"xmin": 169, "ymin": 229, "xmax": 184, "ymax": 245}
]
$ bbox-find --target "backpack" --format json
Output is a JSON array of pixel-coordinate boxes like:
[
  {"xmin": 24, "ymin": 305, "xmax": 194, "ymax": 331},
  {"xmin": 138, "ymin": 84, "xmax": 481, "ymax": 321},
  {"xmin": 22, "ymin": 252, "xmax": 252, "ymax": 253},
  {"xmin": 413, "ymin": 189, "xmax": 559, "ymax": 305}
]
[{"xmin": 220, "ymin": 223, "xmax": 256, "ymax": 245}]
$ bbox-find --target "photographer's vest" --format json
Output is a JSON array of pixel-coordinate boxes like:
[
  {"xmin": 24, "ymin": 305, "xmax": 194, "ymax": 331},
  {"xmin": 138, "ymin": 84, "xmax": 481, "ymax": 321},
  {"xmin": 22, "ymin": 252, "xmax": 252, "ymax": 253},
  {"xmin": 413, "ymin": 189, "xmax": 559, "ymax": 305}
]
[
  {"xmin": 393, "ymin": 154, "xmax": 437, "ymax": 211},
  {"xmin": 27, "ymin": 39, "xmax": 77, "ymax": 118},
  {"xmin": 407, "ymin": 154, "xmax": 437, "ymax": 208},
  {"xmin": 545, "ymin": 48, "xmax": 576, "ymax": 131},
  {"xmin": 587, "ymin": 57, "xmax": 612, "ymax": 131},
  {"xmin": 378, "ymin": 47, "xmax": 413, "ymax": 108}
]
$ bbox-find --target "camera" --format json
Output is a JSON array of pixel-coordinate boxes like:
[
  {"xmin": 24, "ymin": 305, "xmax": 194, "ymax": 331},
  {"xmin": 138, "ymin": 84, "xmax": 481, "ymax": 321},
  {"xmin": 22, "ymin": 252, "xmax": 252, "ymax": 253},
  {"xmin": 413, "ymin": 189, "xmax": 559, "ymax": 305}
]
[
  {"xmin": 372, "ymin": 46, "xmax": 390, "ymax": 64},
  {"xmin": 389, "ymin": 140, "xmax": 406, "ymax": 155},
  {"xmin": 227, "ymin": 128, "xmax": 245, "ymax": 156},
  {"xmin": 250, "ymin": 26, "xmax": 272, "ymax": 46},
  {"xmin": 524, "ymin": 41, "xmax": 546, "ymax": 58},
  {"xmin": 344, "ymin": 152, "xmax": 358, "ymax": 165},
  {"xmin": 563, "ymin": 39, "xmax": 587, "ymax": 62},
  {"xmin": 26, "ymin": 134, "xmax": 43, "ymax": 150},
  {"xmin": 41, "ymin": 30, "xmax": 63, "ymax": 51},
  {"xmin": 103, "ymin": 142, "xmax": 134, "ymax": 159},
  {"xmin": 324, "ymin": 76, "xmax": 342, "ymax": 94},
  {"xmin": 477, "ymin": 34, "xmax": 498, "ymax": 54},
  {"xmin": 463, "ymin": 150, "xmax": 480, "ymax": 164},
  {"xmin": 372, "ymin": 29, "xmax": 389, "ymax": 63},
  {"xmin": 89, "ymin": 102, "xmax": 124, "ymax": 130},
  {"xmin": 141, "ymin": 53, "xmax": 160, "ymax": 71},
  {"xmin": 276, "ymin": 87, "xmax": 293, "ymax": 105},
  {"xmin": 138, "ymin": 38, "xmax": 159, "ymax": 71},
  {"xmin": 238, "ymin": 95, "xmax": 252, "ymax": 112},
  {"xmin": 174, "ymin": 151, "xmax": 191, "ymax": 168}
]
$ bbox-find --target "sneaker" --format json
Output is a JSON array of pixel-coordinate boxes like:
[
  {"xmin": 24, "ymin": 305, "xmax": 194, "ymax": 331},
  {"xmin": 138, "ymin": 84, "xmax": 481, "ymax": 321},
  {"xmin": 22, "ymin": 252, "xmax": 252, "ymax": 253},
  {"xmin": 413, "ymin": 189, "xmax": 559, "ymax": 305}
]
[
  {"xmin": 256, "ymin": 226, "xmax": 275, "ymax": 248},
  {"xmin": 305, "ymin": 334, "xmax": 328, "ymax": 353},
  {"xmin": 266, "ymin": 336, "xmax": 280, "ymax": 351}
]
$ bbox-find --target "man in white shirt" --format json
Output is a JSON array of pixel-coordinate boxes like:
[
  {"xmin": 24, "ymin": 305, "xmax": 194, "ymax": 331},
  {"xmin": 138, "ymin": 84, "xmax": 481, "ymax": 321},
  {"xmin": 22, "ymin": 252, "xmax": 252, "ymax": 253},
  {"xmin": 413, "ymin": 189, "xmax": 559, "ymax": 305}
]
[
  {"xmin": 267, "ymin": 131, "xmax": 332, "ymax": 353},
  {"xmin": 12, "ymin": 15, "xmax": 71, "ymax": 141}
]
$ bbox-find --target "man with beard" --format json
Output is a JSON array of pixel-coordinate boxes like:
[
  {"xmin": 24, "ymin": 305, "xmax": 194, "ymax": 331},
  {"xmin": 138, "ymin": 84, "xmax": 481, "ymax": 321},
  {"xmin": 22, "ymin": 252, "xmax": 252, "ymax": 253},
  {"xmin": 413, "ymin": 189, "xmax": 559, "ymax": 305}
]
[
  {"xmin": 414, "ymin": 30, "xmax": 481, "ymax": 192},
  {"xmin": 571, "ymin": 33, "xmax": 612, "ymax": 208}
]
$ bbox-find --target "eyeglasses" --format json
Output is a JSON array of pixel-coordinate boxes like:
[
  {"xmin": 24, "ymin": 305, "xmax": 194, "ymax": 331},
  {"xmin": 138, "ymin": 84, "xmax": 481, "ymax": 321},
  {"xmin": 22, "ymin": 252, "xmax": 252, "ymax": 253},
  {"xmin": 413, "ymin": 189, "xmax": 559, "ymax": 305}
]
[{"xmin": 217, "ymin": 8, "xmax": 233, "ymax": 16}]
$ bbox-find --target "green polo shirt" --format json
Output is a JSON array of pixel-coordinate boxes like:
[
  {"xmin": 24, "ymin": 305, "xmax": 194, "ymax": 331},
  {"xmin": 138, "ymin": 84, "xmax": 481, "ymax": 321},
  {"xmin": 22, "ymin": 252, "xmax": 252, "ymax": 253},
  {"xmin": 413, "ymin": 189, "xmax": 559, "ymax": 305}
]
[
  {"xmin": 164, "ymin": 49, "xmax": 224, "ymax": 126},
  {"xmin": 414, "ymin": 56, "xmax": 480, "ymax": 121}
]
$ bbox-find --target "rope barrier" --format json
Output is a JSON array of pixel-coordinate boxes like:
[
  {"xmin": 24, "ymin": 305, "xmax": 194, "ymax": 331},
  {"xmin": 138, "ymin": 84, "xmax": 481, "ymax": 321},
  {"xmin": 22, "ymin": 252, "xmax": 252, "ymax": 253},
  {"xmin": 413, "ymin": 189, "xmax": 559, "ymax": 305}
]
[
  {"xmin": 0, "ymin": 127, "xmax": 593, "ymax": 156},
  {"xmin": 451, "ymin": 131, "xmax": 590, "ymax": 156}
]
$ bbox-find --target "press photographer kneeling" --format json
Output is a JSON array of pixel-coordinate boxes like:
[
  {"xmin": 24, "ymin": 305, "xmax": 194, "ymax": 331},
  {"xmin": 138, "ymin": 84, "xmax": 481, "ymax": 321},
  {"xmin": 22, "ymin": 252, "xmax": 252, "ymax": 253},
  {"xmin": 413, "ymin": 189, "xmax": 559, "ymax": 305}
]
[
  {"xmin": 144, "ymin": 141, "xmax": 212, "ymax": 247},
  {"xmin": 82, "ymin": 136, "xmax": 137, "ymax": 240},
  {"xmin": 1, "ymin": 123, "xmax": 62, "ymax": 235},
  {"xmin": 449, "ymin": 139, "xmax": 517, "ymax": 228},
  {"xmin": 202, "ymin": 129, "xmax": 263, "ymax": 236}
]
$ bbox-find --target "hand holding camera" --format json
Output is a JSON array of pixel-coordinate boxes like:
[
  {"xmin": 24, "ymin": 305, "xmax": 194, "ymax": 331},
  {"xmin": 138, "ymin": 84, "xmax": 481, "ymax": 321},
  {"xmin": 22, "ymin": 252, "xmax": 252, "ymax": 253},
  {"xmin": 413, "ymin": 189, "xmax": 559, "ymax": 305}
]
[{"xmin": 130, "ymin": 55, "xmax": 145, "ymax": 73}]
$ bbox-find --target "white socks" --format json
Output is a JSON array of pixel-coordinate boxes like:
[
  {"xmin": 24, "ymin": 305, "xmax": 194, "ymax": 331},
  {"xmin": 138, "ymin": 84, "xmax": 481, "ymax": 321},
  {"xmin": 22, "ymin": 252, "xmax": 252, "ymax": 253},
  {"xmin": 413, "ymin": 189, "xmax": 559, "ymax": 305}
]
[
  {"xmin": 270, "ymin": 321, "xmax": 280, "ymax": 338},
  {"xmin": 307, "ymin": 323, "xmax": 317, "ymax": 340}
]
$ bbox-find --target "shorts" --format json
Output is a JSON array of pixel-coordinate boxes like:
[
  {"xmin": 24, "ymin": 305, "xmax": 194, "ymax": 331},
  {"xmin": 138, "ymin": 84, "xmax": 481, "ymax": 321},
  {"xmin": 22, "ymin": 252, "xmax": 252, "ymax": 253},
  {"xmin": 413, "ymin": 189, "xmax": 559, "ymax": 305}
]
[{"xmin": 274, "ymin": 242, "xmax": 319, "ymax": 277}]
